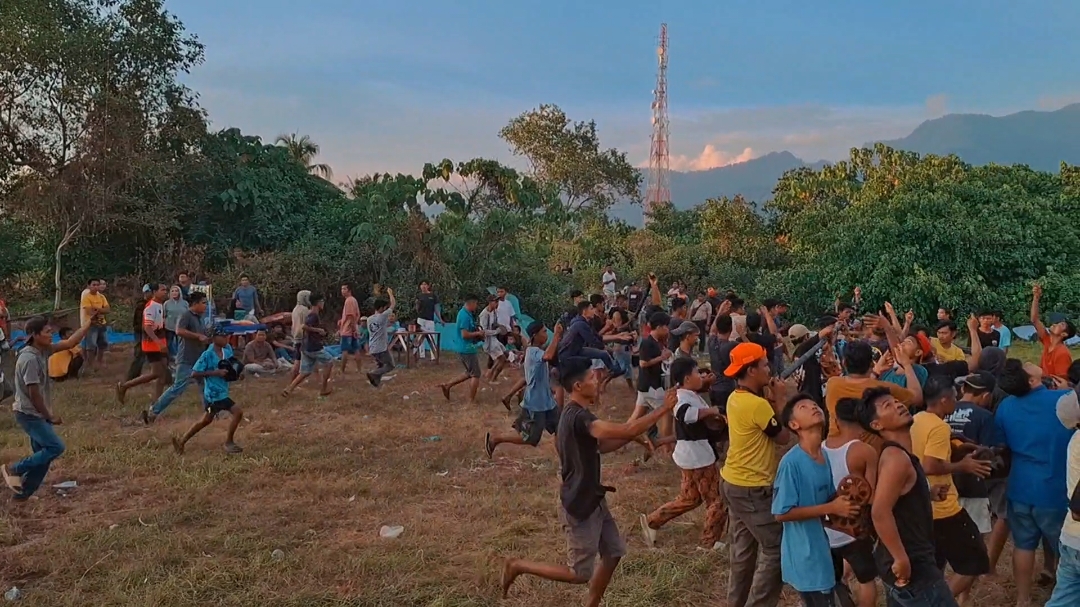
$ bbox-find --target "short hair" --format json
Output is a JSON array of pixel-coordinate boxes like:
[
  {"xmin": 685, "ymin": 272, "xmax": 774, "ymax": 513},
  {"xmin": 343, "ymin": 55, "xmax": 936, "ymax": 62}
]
[
  {"xmin": 780, "ymin": 393, "xmax": 817, "ymax": 431},
  {"xmin": 569, "ymin": 289, "xmax": 584, "ymax": 299},
  {"xmin": 923, "ymin": 374, "xmax": 956, "ymax": 404},
  {"xmin": 373, "ymin": 297, "xmax": 389, "ymax": 310},
  {"xmin": 464, "ymin": 294, "xmax": 479, "ymax": 302},
  {"xmin": 59, "ymin": 327, "xmax": 74, "ymax": 338},
  {"xmin": 834, "ymin": 397, "xmax": 861, "ymax": 424},
  {"xmin": 670, "ymin": 297, "xmax": 686, "ymax": 311},
  {"xmin": 577, "ymin": 301, "xmax": 592, "ymax": 313},
  {"xmin": 86, "ymin": 278, "xmax": 97, "ymax": 286},
  {"xmin": 763, "ymin": 298, "xmax": 779, "ymax": 309},
  {"xmin": 856, "ymin": 386, "xmax": 894, "ymax": 433},
  {"xmin": 746, "ymin": 312, "xmax": 762, "ymax": 333},
  {"xmin": 589, "ymin": 294, "xmax": 605, "ymax": 307},
  {"xmin": 188, "ymin": 292, "xmax": 207, "ymax": 305},
  {"xmin": 714, "ymin": 314, "xmax": 733, "ymax": 334},
  {"xmin": 670, "ymin": 357, "xmax": 698, "ymax": 386},
  {"xmin": 844, "ymin": 341, "xmax": 874, "ymax": 375},
  {"xmin": 310, "ymin": 294, "xmax": 325, "ymax": 307},
  {"xmin": 239, "ymin": 273, "xmax": 250, "ymax": 280},
  {"xmin": 648, "ymin": 311, "xmax": 671, "ymax": 329},
  {"xmin": 997, "ymin": 359, "xmax": 1031, "ymax": 397},
  {"xmin": 558, "ymin": 359, "xmax": 592, "ymax": 392},
  {"xmin": 936, "ymin": 320, "xmax": 958, "ymax": 333},
  {"xmin": 341, "ymin": 283, "xmax": 352, "ymax": 291}
]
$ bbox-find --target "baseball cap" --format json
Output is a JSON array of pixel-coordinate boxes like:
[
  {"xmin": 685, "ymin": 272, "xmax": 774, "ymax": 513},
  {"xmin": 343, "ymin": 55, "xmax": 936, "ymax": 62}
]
[
  {"xmin": 526, "ymin": 320, "xmax": 546, "ymax": 339},
  {"xmin": 962, "ymin": 371, "xmax": 996, "ymax": 394},
  {"xmin": 788, "ymin": 324, "xmax": 812, "ymax": 341},
  {"xmin": 913, "ymin": 333, "xmax": 934, "ymax": 363},
  {"xmin": 142, "ymin": 283, "xmax": 152, "ymax": 294},
  {"xmin": 1056, "ymin": 389, "xmax": 1080, "ymax": 430},
  {"xmin": 724, "ymin": 342, "xmax": 767, "ymax": 377},
  {"xmin": 671, "ymin": 320, "xmax": 700, "ymax": 337},
  {"xmin": 212, "ymin": 325, "xmax": 229, "ymax": 337}
]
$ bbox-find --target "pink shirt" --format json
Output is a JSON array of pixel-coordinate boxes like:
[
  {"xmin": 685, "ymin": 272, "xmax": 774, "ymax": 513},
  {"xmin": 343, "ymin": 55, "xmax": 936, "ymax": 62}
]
[{"xmin": 340, "ymin": 296, "xmax": 360, "ymax": 337}]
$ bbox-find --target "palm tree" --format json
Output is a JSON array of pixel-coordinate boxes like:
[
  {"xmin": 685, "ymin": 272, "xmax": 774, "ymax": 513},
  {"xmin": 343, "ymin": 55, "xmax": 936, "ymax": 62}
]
[{"xmin": 274, "ymin": 133, "xmax": 333, "ymax": 179}]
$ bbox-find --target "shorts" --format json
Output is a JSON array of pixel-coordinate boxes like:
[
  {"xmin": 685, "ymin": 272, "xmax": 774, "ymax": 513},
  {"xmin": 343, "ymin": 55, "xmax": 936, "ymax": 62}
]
[
  {"xmin": 485, "ymin": 341, "xmax": 506, "ymax": 360},
  {"xmin": 300, "ymin": 349, "xmax": 333, "ymax": 374},
  {"xmin": 1007, "ymin": 500, "xmax": 1067, "ymax": 553},
  {"xmin": 514, "ymin": 408, "xmax": 559, "ymax": 446},
  {"xmin": 206, "ymin": 398, "xmax": 236, "ymax": 415},
  {"xmin": 560, "ymin": 500, "xmax": 626, "ymax": 580},
  {"xmin": 986, "ymin": 479, "xmax": 1007, "ymax": 520},
  {"xmin": 959, "ymin": 497, "xmax": 992, "ymax": 534},
  {"xmin": 635, "ymin": 388, "xmax": 664, "ymax": 410},
  {"xmin": 460, "ymin": 353, "xmax": 481, "ymax": 378},
  {"xmin": 831, "ymin": 537, "xmax": 878, "ymax": 584},
  {"xmin": 145, "ymin": 351, "xmax": 166, "ymax": 363},
  {"xmin": 933, "ymin": 510, "xmax": 990, "ymax": 576},
  {"xmin": 340, "ymin": 335, "xmax": 361, "ymax": 354},
  {"xmin": 84, "ymin": 325, "xmax": 108, "ymax": 351}
]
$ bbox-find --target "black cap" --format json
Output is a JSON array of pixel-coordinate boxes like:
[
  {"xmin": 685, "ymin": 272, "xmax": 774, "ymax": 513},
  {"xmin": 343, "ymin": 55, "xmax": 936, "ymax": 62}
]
[{"xmin": 526, "ymin": 320, "xmax": 546, "ymax": 339}]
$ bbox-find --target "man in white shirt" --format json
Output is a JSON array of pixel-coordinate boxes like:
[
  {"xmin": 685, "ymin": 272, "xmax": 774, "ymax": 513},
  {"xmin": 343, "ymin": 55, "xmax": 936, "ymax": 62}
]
[
  {"xmin": 639, "ymin": 357, "xmax": 727, "ymax": 549},
  {"xmin": 480, "ymin": 295, "xmax": 508, "ymax": 383},
  {"xmin": 1047, "ymin": 391, "xmax": 1080, "ymax": 606},
  {"xmin": 602, "ymin": 266, "xmax": 617, "ymax": 308}
]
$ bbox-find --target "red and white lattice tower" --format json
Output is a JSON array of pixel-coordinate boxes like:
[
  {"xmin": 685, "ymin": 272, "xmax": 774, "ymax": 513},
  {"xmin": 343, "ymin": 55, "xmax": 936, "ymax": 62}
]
[{"xmin": 644, "ymin": 23, "xmax": 670, "ymax": 223}]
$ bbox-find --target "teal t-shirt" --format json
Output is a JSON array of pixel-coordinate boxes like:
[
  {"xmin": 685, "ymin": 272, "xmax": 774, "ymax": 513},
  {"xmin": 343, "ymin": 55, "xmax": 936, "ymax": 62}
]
[
  {"xmin": 772, "ymin": 445, "xmax": 836, "ymax": 593},
  {"xmin": 881, "ymin": 363, "xmax": 929, "ymax": 389},
  {"xmin": 193, "ymin": 345, "xmax": 233, "ymax": 403},
  {"xmin": 456, "ymin": 307, "xmax": 479, "ymax": 355}
]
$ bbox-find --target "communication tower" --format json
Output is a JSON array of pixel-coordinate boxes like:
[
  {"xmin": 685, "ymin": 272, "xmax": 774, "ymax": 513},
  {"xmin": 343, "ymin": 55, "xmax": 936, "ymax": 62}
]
[{"xmin": 644, "ymin": 23, "xmax": 670, "ymax": 223}]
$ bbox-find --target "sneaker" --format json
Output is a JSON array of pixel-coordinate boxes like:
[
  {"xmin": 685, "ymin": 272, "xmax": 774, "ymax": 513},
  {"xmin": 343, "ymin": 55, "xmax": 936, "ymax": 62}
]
[
  {"xmin": 224, "ymin": 442, "xmax": 244, "ymax": 454},
  {"xmin": 2, "ymin": 464, "xmax": 23, "ymax": 494},
  {"xmin": 639, "ymin": 514, "xmax": 657, "ymax": 547}
]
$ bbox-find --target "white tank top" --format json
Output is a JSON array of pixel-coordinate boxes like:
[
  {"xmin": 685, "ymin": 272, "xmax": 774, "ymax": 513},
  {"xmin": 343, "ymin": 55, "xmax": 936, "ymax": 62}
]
[{"xmin": 823, "ymin": 440, "xmax": 857, "ymax": 548}]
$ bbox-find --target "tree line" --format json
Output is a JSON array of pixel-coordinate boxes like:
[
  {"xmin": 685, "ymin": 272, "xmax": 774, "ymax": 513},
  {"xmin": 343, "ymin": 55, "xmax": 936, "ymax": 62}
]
[{"xmin": 3, "ymin": 0, "xmax": 1080, "ymax": 328}]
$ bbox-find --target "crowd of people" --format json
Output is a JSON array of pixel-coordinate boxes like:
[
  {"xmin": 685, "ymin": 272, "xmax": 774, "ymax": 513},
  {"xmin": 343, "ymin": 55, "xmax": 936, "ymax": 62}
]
[{"xmin": 2, "ymin": 269, "xmax": 1080, "ymax": 607}]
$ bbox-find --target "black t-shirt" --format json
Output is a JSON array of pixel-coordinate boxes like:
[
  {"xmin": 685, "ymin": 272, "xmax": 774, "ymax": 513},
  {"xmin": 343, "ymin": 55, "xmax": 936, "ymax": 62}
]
[
  {"xmin": 557, "ymin": 402, "xmax": 605, "ymax": 520},
  {"xmin": 748, "ymin": 332, "xmax": 780, "ymax": 373},
  {"xmin": 667, "ymin": 316, "xmax": 684, "ymax": 352},
  {"xmin": 627, "ymin": 289, "xmax": 644, "ymax": 314},
  {"xmin": 637, "ymin": 336, "xmax": 664, "ymax": 392},
  {"xmin": 924, "ymin": 360, "xmax": 970, "ymax": 380},
  {"xmin": 708, "ymin": 335, "xmax": 738, "ymax": 394},
  {"xmin": 416, "ymin": 293, "xmax": 438, "ymax": 321},
  {"xmin": 302, "ymin": 311, "xmax": 323, "ymax": 352},
  {"xmin": 793, "ymin": 336, "xmax": 825, "ymax": 405},
  {"xmin": 976, "ymin": 329, "xmax": 1001, "ymax": 349},
  {"xmin": 945, "ymin": 402, "xmax": 994, "ymax": 498}
]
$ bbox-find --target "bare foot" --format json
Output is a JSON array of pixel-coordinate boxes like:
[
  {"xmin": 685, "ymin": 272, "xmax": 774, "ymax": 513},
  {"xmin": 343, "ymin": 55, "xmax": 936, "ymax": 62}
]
[
  {"xmin": 319, "ymin": 389, "xmax": 333, "ymax": 397},
  {"xmin": 115, "ymin": 382, "xmax": 127, "ymax": 405},
  {"xmin": 280, "ymin": 389, "xmax": 290, "ymax": 397},
  {"xmin": 500, "ymin": 558, "xmax": 519, "ymax": 598},
  {"xmin": 439, "ymin": 385, "xmax": 450, "ymax": 401},
  {"xmin": 500, "ymin": 395, "xmax": 512, "ymax": 411},
  {"xmin": 171, "ymin": 437, "xmax": 184, "ymax": 455}
]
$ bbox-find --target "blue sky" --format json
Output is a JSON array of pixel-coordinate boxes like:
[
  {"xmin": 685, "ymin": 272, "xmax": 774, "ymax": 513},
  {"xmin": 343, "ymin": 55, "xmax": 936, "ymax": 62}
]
[{"xmin": 168, "ymin": 0, "xmax": 1080, "ymax": 178}]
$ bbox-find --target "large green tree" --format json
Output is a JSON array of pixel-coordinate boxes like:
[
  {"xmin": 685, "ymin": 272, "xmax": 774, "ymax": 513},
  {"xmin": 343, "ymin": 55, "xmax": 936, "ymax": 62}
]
[{"xmin": 499, "ymin": 104, "xmax": 641, "ymax": 216}]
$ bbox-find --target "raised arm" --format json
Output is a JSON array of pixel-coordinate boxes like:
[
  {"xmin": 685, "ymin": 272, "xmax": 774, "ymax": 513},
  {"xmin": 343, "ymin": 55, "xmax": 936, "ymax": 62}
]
[
  {"xmin": 1031, "ymin": 283, "xmax": 1047, "ymax": 337},
  {"xmin": 386, "ymin": 288, "xmax": 397, "ymax": 312},
  {"xmin": 648, "ymin": 274, "xmax": 661, "ymax": 306},
  {"xmin": 52, "ymin": 317, "xmax": 93, "ymax": 353},
  {"xmin": 543, "ymin": 323, "xmax": 563, "ymax": 362},
  {"xmin": 965, "ymin": 314, "xmax": 983, "ymax": 373}
]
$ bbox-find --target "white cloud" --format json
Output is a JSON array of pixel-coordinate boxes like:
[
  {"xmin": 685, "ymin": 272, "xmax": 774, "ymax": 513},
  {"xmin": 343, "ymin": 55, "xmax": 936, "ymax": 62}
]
[{"xmin": 668, "ymin": 145, "xmax": 756, "ymax": 171}]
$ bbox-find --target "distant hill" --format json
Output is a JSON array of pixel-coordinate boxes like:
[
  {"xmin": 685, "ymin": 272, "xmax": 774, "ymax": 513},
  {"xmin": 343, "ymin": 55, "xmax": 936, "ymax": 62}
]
[
  {"xmin": 611, "ymin": 152, "xmax": 820, "ymax": 225},
  {"xmin": 611, "ymin": 104, "xmax": 1080, "ymax": 226},
  {"xmin": 877, "ymin": 103, "xmax": 1080, "ymax": 171}
]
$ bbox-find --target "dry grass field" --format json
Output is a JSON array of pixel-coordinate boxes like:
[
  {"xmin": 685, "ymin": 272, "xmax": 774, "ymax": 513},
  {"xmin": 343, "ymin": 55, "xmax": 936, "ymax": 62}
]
[{"xmin": 0, "ymin": 344, "xmax": 1058, "ymax": 606}]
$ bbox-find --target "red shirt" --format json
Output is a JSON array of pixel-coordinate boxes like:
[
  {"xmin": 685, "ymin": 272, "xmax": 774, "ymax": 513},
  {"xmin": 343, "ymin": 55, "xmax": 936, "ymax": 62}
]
[{"xmin": 1039, "ymin": 331, "xmax": 1073, "ymax": 378}]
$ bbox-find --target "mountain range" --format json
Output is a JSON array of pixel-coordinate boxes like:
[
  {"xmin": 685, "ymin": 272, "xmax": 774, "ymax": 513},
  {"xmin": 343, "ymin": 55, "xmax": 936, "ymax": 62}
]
[{"xmin": 611, "ymin": 103, "xmax": 1080, "ymax": 225}]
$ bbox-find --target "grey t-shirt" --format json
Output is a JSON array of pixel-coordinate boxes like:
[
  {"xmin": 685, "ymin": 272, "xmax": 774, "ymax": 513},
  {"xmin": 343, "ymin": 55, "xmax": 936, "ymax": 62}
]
[
  {"xmin": 13, "ymin": 346, "xmax": 49, "ymax": 417},
  {"xmin": 176, "ymin": 311, "xmax": 207, "ymax": 367},
  {"xmin": 367, "ymin": 309, "xmax": 391, "ymax": 354},
  {"xmin": 233, "ymin": 285, "xmax": 258, "ymax": 311}
]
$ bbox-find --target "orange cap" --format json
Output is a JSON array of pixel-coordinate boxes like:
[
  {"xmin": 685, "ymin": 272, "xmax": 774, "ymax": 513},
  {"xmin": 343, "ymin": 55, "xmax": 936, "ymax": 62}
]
[
  {"xmin": 913, "ymin": 334, "xmax": 934, "ymax": 363},
  {"xmin": 724, "ymin": 342, "xmax": 768, "ymax": 377}
]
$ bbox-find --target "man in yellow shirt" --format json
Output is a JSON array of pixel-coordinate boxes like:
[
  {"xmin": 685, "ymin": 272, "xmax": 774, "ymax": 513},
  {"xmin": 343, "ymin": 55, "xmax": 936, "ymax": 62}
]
[
  {"xmin": 79, "ymin": 278, "xmax": 110, "ymax": 371},
  {"xmin": 48, "ymin": 328, "xmax": 84, "ymax": 381},
  {"xmin": 931, "ymin": 320, "xmax": 966, "ymax": 363},
  {"xmin": 910, "ymin": 375, "xmax": 992, "ymax": 599},
  {"xmin": 720, "ymin": 342, "xmax": 790, "ymax": 607}
]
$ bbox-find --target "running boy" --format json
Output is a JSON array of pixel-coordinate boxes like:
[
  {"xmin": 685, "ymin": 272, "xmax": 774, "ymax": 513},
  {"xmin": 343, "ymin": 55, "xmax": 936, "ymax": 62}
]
[
  {"xmin": 485, "ymin": 321, "xmax": 559, "ymax": 457},
  {"xmin": 773, "ymin": 394, "xmax": 859, "ymax": 607},
  {"xmin": 172, "ymin": 327, "xmax": 245, "ymax": 455},
  {"xmin": 640, "ymin": 356, "xmax": 727, "ymax": 549},
  {"xmin": 499, "ymin": 358, "xmax": 676, "ymax": 607}
]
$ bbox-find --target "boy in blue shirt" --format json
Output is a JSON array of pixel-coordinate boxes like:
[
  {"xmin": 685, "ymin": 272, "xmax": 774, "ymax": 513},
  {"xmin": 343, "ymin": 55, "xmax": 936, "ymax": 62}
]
[
  {"xmin": 485, "ymin": 321, "xmax": 561, "ymax": 457},
  {"xmin": 773, "ymin": 394, "xmax": 859, "ymax": 607},
  {"xmin": 172, "ymin": 328, "xmax": 245, "ymax": 455}
]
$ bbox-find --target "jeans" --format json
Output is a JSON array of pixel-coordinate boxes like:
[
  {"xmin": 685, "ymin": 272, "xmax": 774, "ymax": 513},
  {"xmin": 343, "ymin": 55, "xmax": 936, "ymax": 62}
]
[
  {"xmin": 1047, "ymin": 544, "xmax": 1080, "ymax": 607},
  {"xmin": 579, "ymin": 347, "xmax": 626, "ymax": 376},
  {"xmin": 275, "ymin": 347, "xmax": 294, "ymax": 363},
  {"xmin": 370, "ymin": 351, "xmax": 394, "ymax": 378},
  {"xmin": 884, "ymin": 578, "xmax": 958, "ymax": 607},
  {"xmin": 150, "ymin": 363, "xmax": 202, "ymax": 416},
  {"xmin": 11, "ymin": 412, "xmax": 66, "ymax": 498}
]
